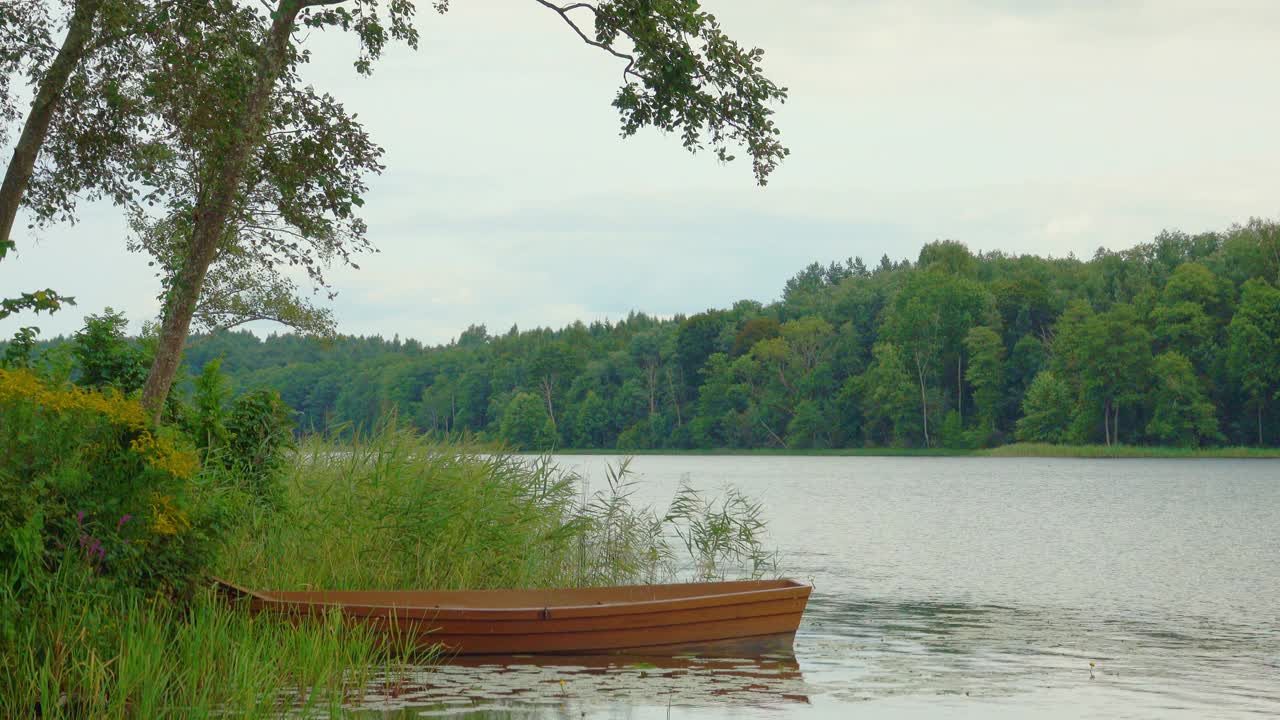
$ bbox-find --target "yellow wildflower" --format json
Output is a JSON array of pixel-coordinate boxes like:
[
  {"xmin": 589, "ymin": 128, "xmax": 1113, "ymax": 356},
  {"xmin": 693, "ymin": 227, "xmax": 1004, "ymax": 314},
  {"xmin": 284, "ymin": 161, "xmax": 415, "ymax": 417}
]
[{"xmin": 149, "ymin": 494, "xmax": 191, "ymax": 536}]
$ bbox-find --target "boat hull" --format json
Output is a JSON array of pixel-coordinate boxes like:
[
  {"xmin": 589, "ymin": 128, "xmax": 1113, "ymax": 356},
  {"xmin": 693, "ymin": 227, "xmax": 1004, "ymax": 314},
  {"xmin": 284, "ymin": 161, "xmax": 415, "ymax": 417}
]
[{"xmin": 217, "ymin": 579, "xmax": 811, "ymax": 656}]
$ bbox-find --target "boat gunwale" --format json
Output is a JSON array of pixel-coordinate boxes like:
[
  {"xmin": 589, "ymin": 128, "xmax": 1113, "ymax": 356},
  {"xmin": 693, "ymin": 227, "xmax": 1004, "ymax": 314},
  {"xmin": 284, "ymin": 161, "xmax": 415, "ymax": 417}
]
[{"xmin": 218, "ymin": 578, "xmax": 811, "ymax": 620}]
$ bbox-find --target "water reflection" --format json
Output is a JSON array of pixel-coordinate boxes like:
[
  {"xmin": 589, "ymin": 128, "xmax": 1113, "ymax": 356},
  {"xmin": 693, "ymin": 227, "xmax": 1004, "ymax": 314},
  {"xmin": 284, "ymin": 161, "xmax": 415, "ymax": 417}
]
[
  {"xmin": 797, "ymin": 594, "xmax": 1280, "ymax": 714},
  {"xmin": 347, "ymin": 456, "xmax": 1280, "ymax": 718},
  {"xmin": 350, "ymin": 654, "xmax": 809, "ymax": 718}
]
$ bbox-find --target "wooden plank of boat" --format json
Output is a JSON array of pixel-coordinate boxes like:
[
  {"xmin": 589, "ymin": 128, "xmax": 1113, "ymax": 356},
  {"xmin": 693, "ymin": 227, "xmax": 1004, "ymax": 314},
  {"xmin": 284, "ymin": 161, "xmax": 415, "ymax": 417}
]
[{"xmin": 214, "ymin": 578, "xmax": 811, "ymax": 657}]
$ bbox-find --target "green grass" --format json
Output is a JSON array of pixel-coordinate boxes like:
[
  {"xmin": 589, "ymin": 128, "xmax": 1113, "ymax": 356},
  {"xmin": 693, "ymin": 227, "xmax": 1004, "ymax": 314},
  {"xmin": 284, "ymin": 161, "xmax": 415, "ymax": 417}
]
[
  {"xmin": 5, "ymin": 426, "xmax": 761, "ymax": 718},
  {"xmin": 549, "ymin": 445, "xmax": 1280, "ymax": 459},
  {"xmin": 0, "ymin": 568, "xmax": 418, "ymax": 719},
  {"xmin": 219, "ymin": 428, "xmax": 675, "ymax": 590},
  {"xmin": 548, "ymin": 447, "xmax": 973, "ymax": 457},
  {"xmin": 979, "ymin": 443, "xmax": 1280, "ymax": 458}
]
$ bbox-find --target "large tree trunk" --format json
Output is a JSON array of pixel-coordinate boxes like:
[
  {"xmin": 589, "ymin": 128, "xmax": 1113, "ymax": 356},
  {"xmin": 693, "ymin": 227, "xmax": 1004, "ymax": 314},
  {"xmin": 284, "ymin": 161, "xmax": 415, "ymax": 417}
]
[
  {"xmin": 141, "ymin": 1, "xmax": 302, "ymax": 422},
  {"xmin": 957, "ymin": 355, "xmax": 963, "ymax": 424},
  {"xmin": 0, "ymin": 0, "xmax": 103, "ymax": 256},
  {"xmin": 1259, "ymin": 403, "xmax": 1264, "ymax": 447}
]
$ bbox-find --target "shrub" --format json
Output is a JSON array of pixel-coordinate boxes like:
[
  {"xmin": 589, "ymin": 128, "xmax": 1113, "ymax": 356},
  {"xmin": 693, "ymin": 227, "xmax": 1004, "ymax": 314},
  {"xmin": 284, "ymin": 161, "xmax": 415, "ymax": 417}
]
[
  {"xmin": 0, "ymin": 368, "xmax": 219, "ymax": 600},
  {"xmin": 221, "ymin": 389, "xmax": 295, "ymax": 507},
  {"xmin": 70, "ymin": 308, "xmax": 150, "ymax": 393},
  {"xmin": 183, "ymin": 359, "xmax": 295, "ymax": 509}
]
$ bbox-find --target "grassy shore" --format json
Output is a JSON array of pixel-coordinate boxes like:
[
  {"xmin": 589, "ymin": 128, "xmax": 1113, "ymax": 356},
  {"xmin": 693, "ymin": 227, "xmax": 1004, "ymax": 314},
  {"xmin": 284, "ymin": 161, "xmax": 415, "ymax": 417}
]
[
  {"xmin": 2, "ymin": 429, "xmax": 705, "ymax": 718},
  {"xmin": 549, "ymin": 447, "xmax": 972, "ymax": 457},
  {"xmin": 980, "ymin": 443, "xmax": 1280, "ymax": 458},
  {"xmin": 549, "ymin": 444, "xmax": 1280, "ymax": 459},
  {"xmin": 4, "ymin": 427, "xmax": 778, "ymax": 718}
]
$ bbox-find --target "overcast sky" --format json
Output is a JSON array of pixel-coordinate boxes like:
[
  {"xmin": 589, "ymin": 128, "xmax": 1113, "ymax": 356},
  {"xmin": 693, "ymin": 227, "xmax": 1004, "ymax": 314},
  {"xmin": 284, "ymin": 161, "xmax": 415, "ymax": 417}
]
[{"xmin": 3, "ymin": 0, "xmax": 1279, "ymax": 344}]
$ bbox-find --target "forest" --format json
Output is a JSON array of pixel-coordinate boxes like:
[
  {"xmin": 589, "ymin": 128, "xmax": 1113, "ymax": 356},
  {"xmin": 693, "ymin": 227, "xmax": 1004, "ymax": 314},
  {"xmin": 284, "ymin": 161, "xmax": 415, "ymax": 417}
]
[{"xmin": 155, "ymin": 219, "xmax": 1280, "ymax": 451}]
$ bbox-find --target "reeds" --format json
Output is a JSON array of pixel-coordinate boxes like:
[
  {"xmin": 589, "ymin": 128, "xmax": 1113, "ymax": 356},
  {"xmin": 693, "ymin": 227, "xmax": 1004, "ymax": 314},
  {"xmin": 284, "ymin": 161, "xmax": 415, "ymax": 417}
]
[
  {"xmin": 219, "ymin": 426, "xmax": 776, "ymax": 590},
  {"xmin": 2, "ymin": 424, "xmax": 776, "ymax": 717},
  {"xmin": 0, "ymin": 566, "xmax": 412, "ymax": 719}
]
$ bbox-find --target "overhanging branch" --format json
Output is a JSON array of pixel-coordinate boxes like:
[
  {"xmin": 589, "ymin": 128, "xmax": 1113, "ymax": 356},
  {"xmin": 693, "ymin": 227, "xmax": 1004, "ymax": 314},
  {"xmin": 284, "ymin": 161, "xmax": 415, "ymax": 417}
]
[{"xmin": 532, "ymin": 0, "xmax": 637, "ymax": 81}]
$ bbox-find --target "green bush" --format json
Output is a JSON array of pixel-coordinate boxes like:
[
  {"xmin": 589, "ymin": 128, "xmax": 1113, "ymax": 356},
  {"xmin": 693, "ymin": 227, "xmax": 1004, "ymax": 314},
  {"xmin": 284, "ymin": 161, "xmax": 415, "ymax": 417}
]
[
  {"xmin": 184, "ymin": 359, "xmax": 295, "ymax": 509},
  {"xmin": 222, "ymin": 389, "xmax": 295, "ymax": 507},
  {"xmin": 0, "ymin": 368, "xmax": 223, "ymax": 600},
  {"xmin": 70, "ymin": 308, "xmax": 150, "ymax": 393}
]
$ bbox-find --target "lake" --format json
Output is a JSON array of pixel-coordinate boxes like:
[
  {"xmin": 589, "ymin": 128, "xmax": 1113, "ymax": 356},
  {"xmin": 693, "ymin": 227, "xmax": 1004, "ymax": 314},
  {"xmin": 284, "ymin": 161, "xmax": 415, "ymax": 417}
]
[{"xmin": 355, "ymin": 456, "xmax": 1280, "ymax": 719}]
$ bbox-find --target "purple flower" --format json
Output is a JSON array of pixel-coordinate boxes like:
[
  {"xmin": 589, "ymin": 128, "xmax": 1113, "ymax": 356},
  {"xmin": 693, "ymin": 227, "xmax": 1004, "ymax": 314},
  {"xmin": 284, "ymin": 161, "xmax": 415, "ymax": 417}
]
[
  {"xmin": 117, "ymin": 514, "xmax": 133, "ymax": 530},
  {"xmin": 76, "ymin": 510, "xmax": 85, "ymax": 526}
]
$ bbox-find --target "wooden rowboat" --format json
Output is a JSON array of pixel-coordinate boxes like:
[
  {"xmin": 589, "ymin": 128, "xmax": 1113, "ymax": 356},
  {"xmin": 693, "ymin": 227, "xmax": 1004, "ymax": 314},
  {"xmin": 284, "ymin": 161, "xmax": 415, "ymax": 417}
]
[{"xmin": 215, "ymin": 578, "xmax": 811, "ymax": 656}]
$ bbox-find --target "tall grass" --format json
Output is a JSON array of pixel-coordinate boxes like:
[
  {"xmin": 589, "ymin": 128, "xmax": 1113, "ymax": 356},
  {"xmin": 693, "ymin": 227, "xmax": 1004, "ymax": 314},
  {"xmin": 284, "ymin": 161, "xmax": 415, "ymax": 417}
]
[
  {"xmin": 219, "ymin": 427, "xmax": 776, "ymax": 590},
  {"xmin": 2, "ymin": 424, "xmax": 776, "ymax": 717},
  {"xmin": 0, "ymin": 565, "xmax": 415, "ymax": 719}
]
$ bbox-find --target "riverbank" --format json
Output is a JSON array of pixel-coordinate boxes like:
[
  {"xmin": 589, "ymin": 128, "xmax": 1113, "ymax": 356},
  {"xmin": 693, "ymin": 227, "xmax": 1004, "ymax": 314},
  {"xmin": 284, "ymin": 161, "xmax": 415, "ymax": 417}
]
[
  {"xmin": 549, "ymin": 444, "xmax": 1280, "ymax": 459},
  {"xmin": 2, "ymin": 424, "xmax": 773, "ymax": 718}
]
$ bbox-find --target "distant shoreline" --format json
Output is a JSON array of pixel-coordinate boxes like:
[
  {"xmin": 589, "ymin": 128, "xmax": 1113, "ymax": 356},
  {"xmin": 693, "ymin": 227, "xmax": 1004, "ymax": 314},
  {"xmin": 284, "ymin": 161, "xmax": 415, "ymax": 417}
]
[{"xmin": 541, "ymin": 444, "xmax": 1280, "ymax": 459}]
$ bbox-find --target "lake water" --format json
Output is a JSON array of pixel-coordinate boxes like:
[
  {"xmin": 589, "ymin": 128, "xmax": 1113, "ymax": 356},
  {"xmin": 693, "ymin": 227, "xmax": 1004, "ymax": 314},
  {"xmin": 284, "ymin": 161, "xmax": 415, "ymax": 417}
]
[{"xmin": 354, "ymin": 456, "xmax": 1280, "ymax": 719}]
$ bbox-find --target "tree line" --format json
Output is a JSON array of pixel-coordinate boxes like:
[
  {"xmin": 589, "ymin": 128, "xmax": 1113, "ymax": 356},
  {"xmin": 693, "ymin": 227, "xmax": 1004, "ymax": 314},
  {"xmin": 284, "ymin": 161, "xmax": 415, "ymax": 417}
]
[{"xmin": 177, "ymin": 220, "xmax": 1280, "ymax": 450}]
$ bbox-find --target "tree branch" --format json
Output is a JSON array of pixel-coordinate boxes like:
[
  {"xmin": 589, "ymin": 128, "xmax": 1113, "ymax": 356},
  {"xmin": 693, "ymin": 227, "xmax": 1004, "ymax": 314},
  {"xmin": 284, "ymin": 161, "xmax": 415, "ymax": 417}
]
[{"xmin": 532, "ymin": 0, "xmax": 636, "ymax": 80}]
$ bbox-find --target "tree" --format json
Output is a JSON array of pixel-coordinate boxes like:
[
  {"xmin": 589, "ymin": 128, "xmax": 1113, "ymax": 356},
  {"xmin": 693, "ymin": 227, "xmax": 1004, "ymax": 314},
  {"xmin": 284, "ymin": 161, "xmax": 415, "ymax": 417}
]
[
  {"xmin": 881, "ymin": 269, "xmax": 991, "ymax": 444},
  {"xmin": 1146, "ymin": 351, "xmax": 1220, "ymax": 447},
  {"xmin": 1227, "ymin": 279, "xmax": 1280, "ymax": 445},
  {"xmin": 917, "ymin": 239, "xmax": 976, "ymax": 277},
  {"xmin": 71, "ymin": 307, "xmax": 149, "ymax": 392},
  {"xmin": 127, "ymin": 193, "xmax": 338, "ymax": 336},
  {"xmin": 779, "ymin": 316, "xmax": 833, "ymax": 372},
  {"xmin": 1007, "ymin": 333, "xmax": 1046, "ymax": 413},
  {"xmin": 0, "ymin": 0, "xmax": 161, "ymax": 322},
  {"xmin": 499, "ymin": 391, "xmax": 554, "ymax": 450},
  {"xmin": 137, "ymin": 0, "xmax": 402, "ymax": 420},
  {"xmin": 1015, "ymin": 370, "xmax": 1072, "ymax": 443},
  {"xmin": 574, "ymin": 390, "xmax": 609, "ymax": 448},
  {"xmin": 675, "ymin": 311, "xmax": 728, "ymax": 395},
  {"xmin": 1, "ymin": 0, "xmax": 118, "ymax": 250},
  {"xmin": 629, "ymin": 328, "xmax": 664, "ymax": 417},
  {"xmin": 964, "ymin": 325, "xmax": 1005, "ymax": 439},
  {"xmin": 134, "ymin": 0, "xmax": 790, "ymax": 420},
  {"xmin": 731, "ymin": 317, "xmax": 779, "ymax": 356},
  {"xmin": 1073, "ymin": 304, "xmax": 1153, "ymax": 445},
  {"xmin": 786, "ymin": 399, "xmax": 826, "ymax": 449},
  {"xmin": 1151, "ymin": 262, "xmax": 1225, "ymax": 367},
  {"xmin": 858, "ymin": 342, "xmax": 919, "ymax": 446},
  {"xmin": 529, "ymin": 341, "xmax": 578, "ymax": 431}
]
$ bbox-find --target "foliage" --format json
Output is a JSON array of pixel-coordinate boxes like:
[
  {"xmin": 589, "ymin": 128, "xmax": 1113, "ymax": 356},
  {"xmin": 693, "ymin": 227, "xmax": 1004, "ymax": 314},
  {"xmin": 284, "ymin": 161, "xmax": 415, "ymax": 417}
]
[
  {"xmin": 1016, "ymin": 371, "xmax": 1073, "ymax": 443},
  {"xmin": 221, "ymin": 390, "xmax": 296, "ymax": 508},
  {"xmin": 0, "ymin": 289, "xmax": 74, "ymax": 321},
  {"xmin": 70, "ymin": 307, "xmax": 149, "ymax": 392},
  {"xmin": 1227, "ymin": 278, "xmax": 1280, "ymax": 444},
  {"xmin": 20, "ymin": 219, "xmax": 1280, "ymax": 451},
  {"xmin": 665, "ymin": 480, "xmax": 775, "ymax": 582},
  {"xmin": 0, "ymin": 567, "xmax": 405, "ymax": 719},
  {"xmin": 2, "ymin": 326, "xmax": 40, "ymax": 368},
  {"xmin": 0, "ymin": 367, "xmax": 215, "ymax": 600},
  {"xmin": 964, "ymin": 325, "xmax": 1005, "ymax": 441},
  {"xmin": 218, "ymin": 426, "xmax": 774, "ymax": 590},
  {"xmin": 1146, "ymin": 352, "xmax": 1220, "ymax": 447},
  {"xmin": 540, "ymin": 0, "xmax": 790, "ymax": 184}
]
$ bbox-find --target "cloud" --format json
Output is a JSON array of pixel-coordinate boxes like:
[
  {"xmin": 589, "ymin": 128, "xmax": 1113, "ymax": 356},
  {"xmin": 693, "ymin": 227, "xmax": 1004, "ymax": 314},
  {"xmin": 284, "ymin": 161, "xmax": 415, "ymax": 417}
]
[{"xmin": 2, "ymin": 0, "xmax": 1278, "ymax": 344}]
